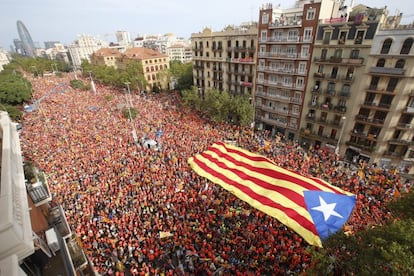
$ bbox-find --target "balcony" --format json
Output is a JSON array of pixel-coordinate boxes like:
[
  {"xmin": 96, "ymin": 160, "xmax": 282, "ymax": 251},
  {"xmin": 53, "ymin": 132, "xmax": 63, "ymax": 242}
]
[
  {"xmin": 396, "ymin": 123, "xmax": 412, "ymax": 129},
  {"xmin": 266, "ymin": 35, "xmax": 313, "ymax": 43},
  {"xmin": 313, "ymin": 57, "xmax": 364, "ymax": 65},
  {"xmin": 341, "ymin": 75, "xmax": 354, "ymax": 82},
  {"xmin": 321, "ymin": 103, "xmax": 333, "ymax": 110},
  {"xmin": 227, "ymin": 57, "xmax": 254, "ymax": 63},
  {"xmin": 260, "ymin": 116, "xmax": 288, "ymax": 128},
  {"xmin": 339, "ymin": 91, "xmax": 350, "ymax": 98},
  {"xmin": 269, "ymin": 20, "xmax": 302, "ymax": 28},
  {"xmin": 369, "ymin": 67, "xmax": 405, "ymax": 76},
  {"xmin": 355, "ymin": 114, "xmax": 385, "ymax": 125},
  {"xmin": 258, "ymin": 52, "xmax": 309, "ymax": 60},
  {"xmin": 240, "ymin": 81, "xmax": 253, "ymax": 87},
  {"xmin": 325, "ymin": 89, "xmax": 336, "ymax": 96},
  {"xmin": 334, "ymin": 106, "xmax": 347, "ymax": 113},
  {"xmin": 257, "ymin": 66, "xmax": 303, "ymax": 75},
  {"xmin": 314, "ymin": 72, "xmax": 325, "ymax": 78}
]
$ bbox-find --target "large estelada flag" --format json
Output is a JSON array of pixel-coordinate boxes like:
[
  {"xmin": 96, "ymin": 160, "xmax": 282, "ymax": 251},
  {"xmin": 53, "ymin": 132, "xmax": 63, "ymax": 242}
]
[{"xmin": 188, "ymin": 142, "xmax": 356, "ymax": 247}]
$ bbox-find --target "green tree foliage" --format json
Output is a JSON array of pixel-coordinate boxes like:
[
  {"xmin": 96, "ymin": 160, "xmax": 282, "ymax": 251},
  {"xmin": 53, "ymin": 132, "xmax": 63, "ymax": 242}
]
[
  {"xmin": 122, "ymin": 107, "xmax": 138, "ymax": 120},
  {"xmin": 170, "ymin": 61, "xmax": 193, "ymax": 91},
  {"xmin": 0, "ymin": 72, "xmax": 31, "ymax": 105},
  {"xmin": 307, "ymin": 190, "xmax": 414, "ymax": 275},
  {"xmin": 81, "ymin": 60, "xmax": 147, "ymax": 90},
  {"xmin": 203, "ymin": 89, "xmax": 231, "ymax": 123},
  {"xmin": 181, "ymin": 87, "xmax": 253, "ymax": 126},
  {"xmin": 229, "ymin": 94, "xmax": 254, "ymax": 126},
  {"xmin": 181, "ymin": 87, "xmax": 202, "ymax": 111},
  {"xmin": 70, "ymin": 79, "xmax": 90, "ymax": 91}
]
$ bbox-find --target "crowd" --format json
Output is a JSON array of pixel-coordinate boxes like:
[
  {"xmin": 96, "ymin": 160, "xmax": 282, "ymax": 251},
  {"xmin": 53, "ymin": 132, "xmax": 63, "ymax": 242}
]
[{"xmin": 20, "ymin": 74, "xmax": 412, "ymax": 275}]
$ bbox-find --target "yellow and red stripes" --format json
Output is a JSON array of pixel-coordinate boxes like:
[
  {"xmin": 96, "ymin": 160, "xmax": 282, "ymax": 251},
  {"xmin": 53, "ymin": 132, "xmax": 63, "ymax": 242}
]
[{"xmin": 188, "ymin": 142, "xmax": 352, "ymax": 247}]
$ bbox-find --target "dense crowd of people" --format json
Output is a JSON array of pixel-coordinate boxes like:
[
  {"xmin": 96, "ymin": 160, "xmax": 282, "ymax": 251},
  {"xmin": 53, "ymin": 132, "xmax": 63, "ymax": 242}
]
[{"xmin": 19, "ymin": 74, "xmax": 412, "ymax": 275}]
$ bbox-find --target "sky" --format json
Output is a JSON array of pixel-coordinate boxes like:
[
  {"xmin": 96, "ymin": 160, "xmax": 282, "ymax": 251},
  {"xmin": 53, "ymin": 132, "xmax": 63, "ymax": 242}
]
[{"xmin": 1, "ymin": 0, "xmax": 413, "ymax": 49}]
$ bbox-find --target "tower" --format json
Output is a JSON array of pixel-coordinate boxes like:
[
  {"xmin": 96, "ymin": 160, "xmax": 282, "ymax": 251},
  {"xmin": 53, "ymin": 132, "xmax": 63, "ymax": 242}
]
[{"xmin": 16, "ymin": 20, "xmax": 35, "ymax": 57}]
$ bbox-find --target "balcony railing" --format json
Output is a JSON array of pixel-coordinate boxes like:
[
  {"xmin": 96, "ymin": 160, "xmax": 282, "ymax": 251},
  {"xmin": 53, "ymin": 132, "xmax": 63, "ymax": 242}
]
[
  {"xmin": 257, "ymin": 66, "xmax": 305, "ymax": 75},
  {"xmin": 369, "ymin": 67, "xmax": 405, "ymax": 76},
  {"xmin": 258, "ymin": 52, "xmax": 309, "ymax": 59},
  {"xmin": 26, "ymin": 179, "xmax": 52, "ymax": 207}
]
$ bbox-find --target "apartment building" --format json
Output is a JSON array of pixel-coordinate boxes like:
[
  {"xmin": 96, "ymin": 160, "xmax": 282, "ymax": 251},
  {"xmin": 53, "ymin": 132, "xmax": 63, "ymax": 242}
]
[
  {"xmin": 349, "ymin": 27, "xmax": 414, "ymax": 175},
  {"xmin": 91, "ymin": 47, "xmax": 123, "ymax": 68},
  {"xmin": 0, "ymin": 111, "xmax": 95, "ymax": 275},
  {"xmin": 254, "ymin": 0, "xmax": 343, "ymax": 139},
  {"xmin": 68, "ymin": 35, "xmax": 108, "ymax": 69},
  {"xmin": 191, "ymin": 22, "xmax": 258, "ymax": 97},
  {"xmin": 299, "ymin": 6, "xmax": 388, "ymax": 154},
  {"xmin": 167, "ymin": 43, "xmax": 192, "ymax": 63},
  {"xmin": 121, "ymin": 47, "xmax": 170, "ymax": 90}
]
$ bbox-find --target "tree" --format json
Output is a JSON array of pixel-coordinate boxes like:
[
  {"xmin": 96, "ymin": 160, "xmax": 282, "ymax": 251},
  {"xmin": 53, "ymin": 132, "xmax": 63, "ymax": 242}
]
[
  {"xmin": 181, "ymin": 86, "xmax": 202, "ymax": 111},
  {"xmin": 170, "ymin": 61, "xmax": 193, "ymax": 91},
  {"xmin": 229, "ymin": 94, "xmax": 254, "ymax": 126},
  {"xmin": 0, "ymin": 73, "xmax": 31, "ymax": 105}
]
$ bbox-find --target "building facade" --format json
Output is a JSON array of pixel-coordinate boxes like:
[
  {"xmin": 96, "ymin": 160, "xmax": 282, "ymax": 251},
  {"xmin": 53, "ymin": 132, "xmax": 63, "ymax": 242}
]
[
  {"xmin": 16, "ymin": 20, "xmax": 36, "ymax": 57},
  {"xmin": 254, "ymin": 1, "xmax": 336, "ymax": 139},
  {"xmin": 68, "ymin": 35, "xmax": 108, "ymax": 69},
  {"xmin": 0, "ymin": 48, "xmax": 10, "ymax": 72},
  {"xmin": 348, "ymin": 27, "xmax": 414, "ymax": 175},
  {"xmin": 167, "ymin": 44, "xmax": 192, "ymax": 63},
  {"xmin": 299, "ymin": 7, "xmax": 388, "ymax": 154},
  {"xmin": 0, "ymin": 110, "xmax": 96, "ymax": 275},
  {"xmin": 191, "ymin": 22, "xmax": 258, "ymax": 98}
]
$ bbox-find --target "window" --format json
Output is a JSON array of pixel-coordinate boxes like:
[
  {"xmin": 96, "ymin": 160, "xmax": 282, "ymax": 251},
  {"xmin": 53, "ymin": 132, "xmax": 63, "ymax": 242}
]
[
  {"xmin": 350, "ymin": 49, "xmax": 360, "ymax": 59},
  {"xmin": 261, "ymin": 30, "xmax": 267, "ymax": 42},
  {"xmin": 323, "ymin": 31, "xmax": 331, "ymax": 44},
  {"xmin": 346, "ymin": 67, "xmax": 354, "ymax": 80},
  {"xmin": 298, "ymin": 62, "xmax": 306, "ymax": 74},
  {"xmin": 381, "ymin": 38, "xmax": 392, "ymax": 54},
  {"xmin": 331, "ymin": 67, "xmax": 338, "ymax": 79},
  {"xmin": 259, "ymin": 59, "xmax": 265, "ymax": 69},
  {"xmin": 400, "ymin": 38, "xmax": 413, "ymax": 54},
  {"xmin": 328, "ymin": 82, "xmax": 335, "ymax": 92},
  {"xmin": 318, "ymin": 65, "xmax": 324, "ymax": 74},
  {"xmin": 296, "ymin": 77, "xmax": 304, "ymax": 88},
  {"xmin": 334, "ymin": 48, "xmax": 342, "ymax": 58},
  {"xmin": 376, "ymin": 58, "xmax": 385, "ymax": 67},
  {"xmin": 342, "ymin": 84, "xmax": 350, "ymax": 96},
  {"xmin": 304, "ymin": 28, "xmax": 312, "ymax": 41},
  {"xmin": 321, "ymin": 49, "xmax": 328, "ymax": 60},
  {"xmin": 262, "ymin": 13, "xmax": 269, "ymax": 24},
  {"xmin": 395, "ymin": 59, "xmax": 405, "ymax": 68},
  {"xmin": 288, "ymin": 30, "xmax": 298, "ymax": 41},
  {"xmin": 273, "ymin": 31, "xmax": 282, "ymax": 41},
  {"xmin": 339, "ymin": 31, "xmax": 347, "ymax": 44},
  {"xmin": 306, "ymin": 9, "xmax": 315, "ymax": 20},
  {"xmin": 355, "ymin": 30, "xmax": 364, "ymax": 44},
  {"xmin": 387, "ymin": 78, "xmax": 398, "ymax": 92},
  {"xmin": 260, "ymin": 45, "xmax": 266, "ymax": 55},
  {"xmin": 301, "ymin": 45, "xmax": 309, "ymax": 58}
]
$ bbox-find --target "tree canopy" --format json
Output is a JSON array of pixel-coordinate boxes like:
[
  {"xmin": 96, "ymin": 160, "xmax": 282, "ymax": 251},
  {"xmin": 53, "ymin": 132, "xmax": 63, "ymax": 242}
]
[{"xmin": 181, "ymin": 87, "xmax": 253, "ymax": 126}]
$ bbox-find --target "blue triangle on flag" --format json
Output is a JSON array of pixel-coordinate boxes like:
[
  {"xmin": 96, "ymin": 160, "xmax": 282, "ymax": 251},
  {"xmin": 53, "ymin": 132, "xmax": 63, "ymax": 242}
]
[{"xmin": 304, "ymin": 191, "xmax": 356, "ymax": 240}]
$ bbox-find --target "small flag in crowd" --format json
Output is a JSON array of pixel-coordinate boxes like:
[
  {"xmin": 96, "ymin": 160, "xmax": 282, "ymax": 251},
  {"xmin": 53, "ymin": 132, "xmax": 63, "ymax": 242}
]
[{"xmin": 188, "ymin": 142, "xmax": 356, "ymax": 247}]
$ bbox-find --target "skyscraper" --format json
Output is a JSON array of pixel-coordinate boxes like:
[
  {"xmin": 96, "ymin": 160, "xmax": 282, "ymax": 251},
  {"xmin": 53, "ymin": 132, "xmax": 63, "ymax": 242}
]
[{"xmin": 16, "ymin": 20, "xmax": 35, "ymax": 57}]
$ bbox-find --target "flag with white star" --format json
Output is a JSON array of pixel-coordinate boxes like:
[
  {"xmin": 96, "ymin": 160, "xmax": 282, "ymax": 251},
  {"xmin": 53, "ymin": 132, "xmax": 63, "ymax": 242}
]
[
  {"xmin": 304, "ymin": 191, "xmax": 356, "ymax": 239},
  {"xmin": 188, "ymin": 142, "xmax": 357, "ymax": 247}
]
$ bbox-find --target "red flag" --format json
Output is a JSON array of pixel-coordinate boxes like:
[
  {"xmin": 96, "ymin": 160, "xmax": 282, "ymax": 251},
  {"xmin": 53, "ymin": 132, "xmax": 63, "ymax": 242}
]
[{"xmin": 188, "ymin": 142, "xmax": 355, "ymax": 247}]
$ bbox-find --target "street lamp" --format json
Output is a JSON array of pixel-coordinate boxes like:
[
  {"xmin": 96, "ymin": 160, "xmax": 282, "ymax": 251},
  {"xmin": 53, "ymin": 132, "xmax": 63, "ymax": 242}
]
[
  {"xmin": 88, "ymin": 71, "xmax": 96, "ymax": 95},
  {"xmin": 125, "ymin": 82, "xmax": 139, "ymax": 149},
  {"xmin": 335, "ymin": 116, "xmax": 346, "ymax": 156}
]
